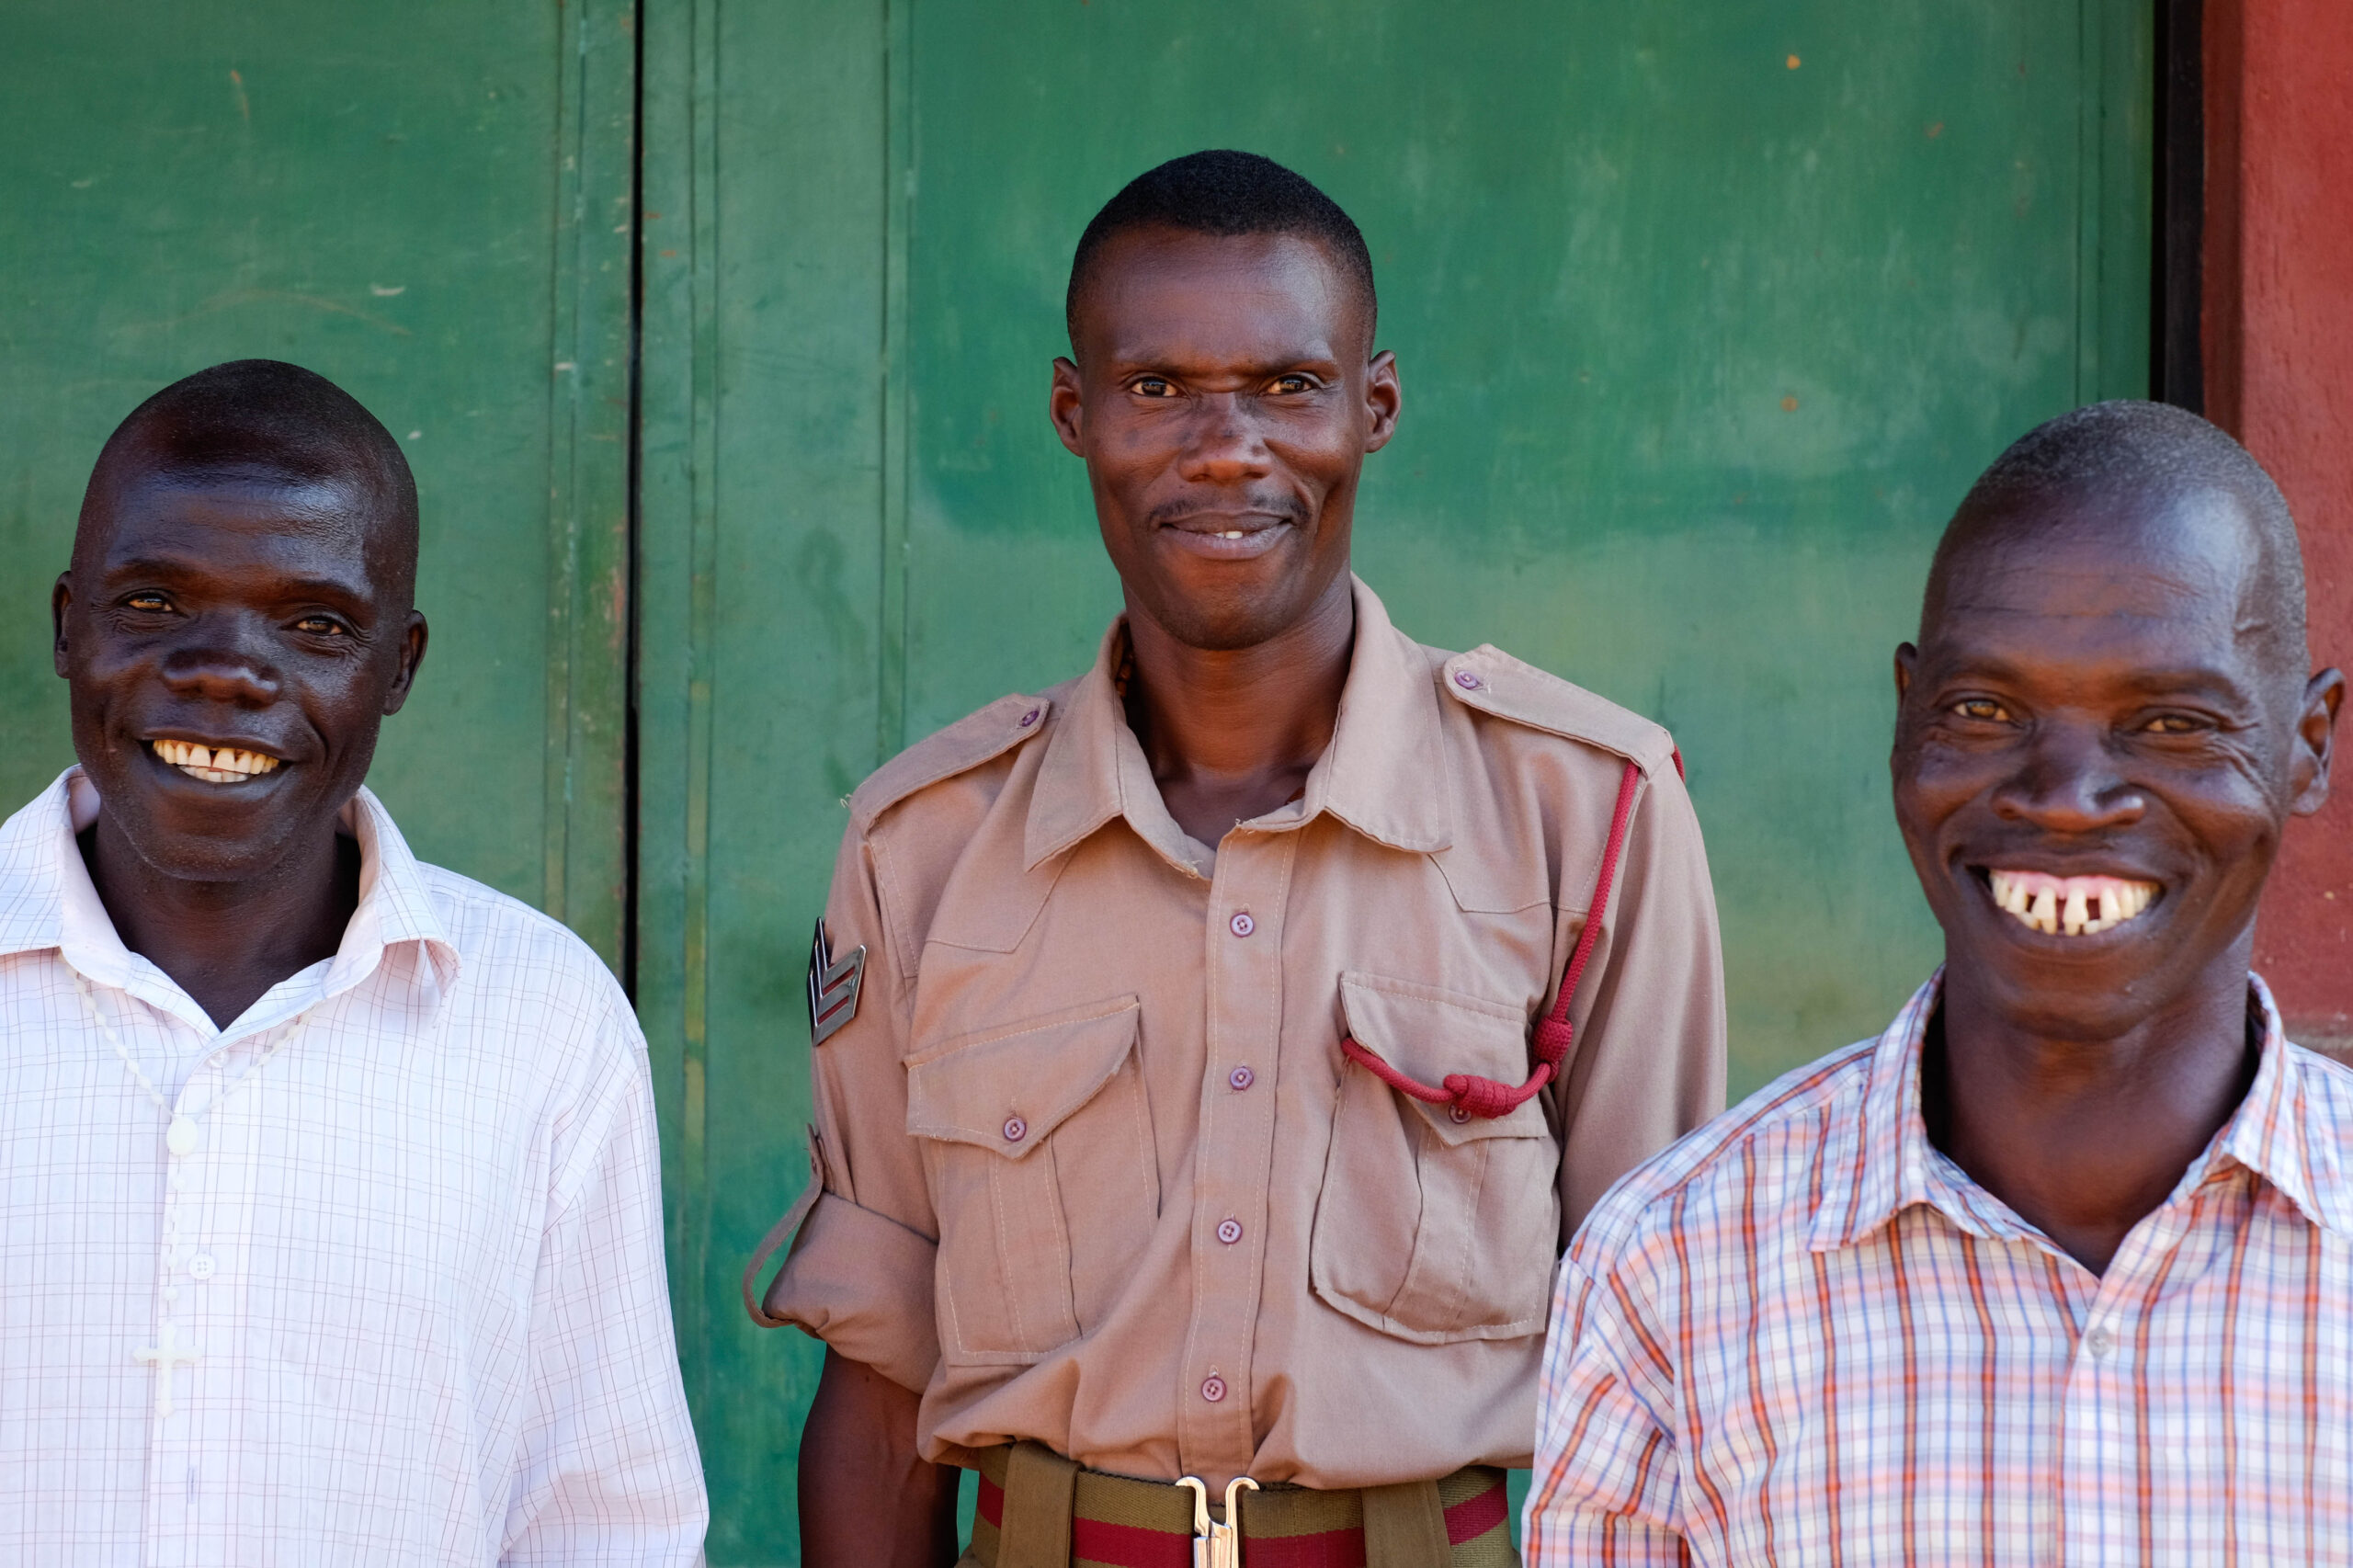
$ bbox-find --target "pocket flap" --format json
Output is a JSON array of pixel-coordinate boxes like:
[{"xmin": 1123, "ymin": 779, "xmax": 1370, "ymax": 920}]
[
  {"xmin": 907, "ymin": 996, "xmax": 1142, "ymax": 1162},
  {"xmin": 1338, "ymin": 971, "xmax": 1547, "ymax": 1145}
]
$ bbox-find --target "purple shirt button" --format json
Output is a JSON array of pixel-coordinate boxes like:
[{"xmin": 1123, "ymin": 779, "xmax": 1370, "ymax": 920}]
[
  {"xmin": 1229, "ymin": 911, "xmax": 1255, "ymax": 937},
  {"xmin": 1216, "ymin": 1219, "xmax": 1243, "ymax": 1245},
  {"xmin": 1454, "ymin": 669, "xmax": 1482, "ymax": 689},
  {"xmin": 1228, "ymin": 1065, "xmax": 1255, "ymax": 1091},
  {"xmin": 1002, "ymin": 1117, "xmax": 1028, "ymax": 1143},
  {"xmin": 1018, "ymin": 708, "xmax": 1040, "ymax": 728},
  {"xmin": 1200, "ymin": 1375, "xmax": 1227, "ymax": 1403}
]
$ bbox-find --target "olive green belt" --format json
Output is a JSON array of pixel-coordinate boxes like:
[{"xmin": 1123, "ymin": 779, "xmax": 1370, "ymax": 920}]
[{"xmin": 963, "ymin": 1440, "xmax": 1516, "ymax": 1568}]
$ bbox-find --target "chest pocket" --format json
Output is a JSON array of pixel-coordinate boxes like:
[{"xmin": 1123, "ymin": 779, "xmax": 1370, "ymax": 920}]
[
  {"xmin": 906, "ymin": 995, "xmax": 1157, "ymax": 1366},
  {"xmin": 1310, "ymin": 971, "xmax": 1561, "ymax": 1344}
]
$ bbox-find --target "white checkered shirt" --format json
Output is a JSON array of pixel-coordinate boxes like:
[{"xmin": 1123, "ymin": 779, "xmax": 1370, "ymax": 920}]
[
  {"xmin": 1526, "ymin": 970, "xmax": 2353, "ymax": 1567},
  {"xmin": 0, "ymin": 770, "xmax": 706, "ymax": 1565}
]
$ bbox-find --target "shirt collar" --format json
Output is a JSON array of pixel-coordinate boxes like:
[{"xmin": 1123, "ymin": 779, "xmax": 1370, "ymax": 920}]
[
  {"xmin": 0, "ymin": 767, "xmax": 459, "ymax": 1038},
  {"xmin": 1022, "ymin": 574, "xmax": 1454, "ymax": 874},
  {"xmin": 1811, "ymin": 967, "xmax": 2353, "ymax": 1251}
]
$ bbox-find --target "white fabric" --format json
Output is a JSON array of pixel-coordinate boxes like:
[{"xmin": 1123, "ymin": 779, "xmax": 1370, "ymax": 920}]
[{"xmin": 0, "ymin": 769, "xmax": 706, "ymax": 1565}]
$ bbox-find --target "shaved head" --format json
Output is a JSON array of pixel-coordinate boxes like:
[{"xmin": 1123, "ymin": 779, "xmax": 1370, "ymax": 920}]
[
  {"xmin": 78, "ymin": 359, "xmax": 419, "ymax": 603},
  {"xmin": 1922, "ymin": 400, "xmax": 2306, "ymax": 689}
]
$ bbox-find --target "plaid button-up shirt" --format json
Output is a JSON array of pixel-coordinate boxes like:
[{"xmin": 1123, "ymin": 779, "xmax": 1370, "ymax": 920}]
[{"xmin": 1525, "ymin": 971, "xmax": 2353, "ymax": 1567}]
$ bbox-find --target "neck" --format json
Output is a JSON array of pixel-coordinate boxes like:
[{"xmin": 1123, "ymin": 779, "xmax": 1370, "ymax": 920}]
[
  {"xmin": 1122, "ymin": 572, "xmax": 1357, "ymax": 849},
  {"xmin": 1926, "ymin": 945, "xmax": 2260, "ymax": 1275},
  {"xmin": 80, "ymin": 814, "xmax": 359, "ymax": 1029}
]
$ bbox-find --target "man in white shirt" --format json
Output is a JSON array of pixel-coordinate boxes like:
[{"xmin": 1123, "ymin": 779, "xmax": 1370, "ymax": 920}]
[{"xmin": 3, "ymin": 358, "xmax": 706, "ymax": 1564}]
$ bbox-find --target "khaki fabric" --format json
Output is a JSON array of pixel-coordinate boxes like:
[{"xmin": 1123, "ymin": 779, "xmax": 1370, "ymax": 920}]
[{"xmin": 764, "ymin": 577, "xmax": 1725, "ymax": 1490}]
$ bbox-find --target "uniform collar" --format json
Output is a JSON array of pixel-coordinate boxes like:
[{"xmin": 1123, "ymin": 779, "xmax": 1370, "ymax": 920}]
[
  {"xmin": 1811, "ymin": 968, "xmax": 2353, "ymax": 1252},
  {"xmin": 1023, "ymin": 575, "xmax": 1454, "ymax": 875},
  {"xmin": 0, "ymin": 767, "xmax": 459, "ymax": 1040}
]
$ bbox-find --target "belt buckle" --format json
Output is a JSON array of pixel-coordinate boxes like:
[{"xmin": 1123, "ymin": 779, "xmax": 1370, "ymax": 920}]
[{"xmin": 1177, "ymin": 1475, "xmax": 1259, "ymax": 1568}]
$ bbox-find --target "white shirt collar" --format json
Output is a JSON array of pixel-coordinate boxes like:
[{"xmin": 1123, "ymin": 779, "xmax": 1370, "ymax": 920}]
[{"xmin": 0, "ymin": 767, "xmax": 460, "ymax": 1040}]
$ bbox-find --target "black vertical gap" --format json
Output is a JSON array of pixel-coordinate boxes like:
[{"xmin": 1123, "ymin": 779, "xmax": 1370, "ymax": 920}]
[
  {"xmin": 620, "ymin": 0, "xmax": 646, "ymax": 1001},
  {"xmin": 2154, "ymin": 0, "xmax": 2205, "ymax": 409}
]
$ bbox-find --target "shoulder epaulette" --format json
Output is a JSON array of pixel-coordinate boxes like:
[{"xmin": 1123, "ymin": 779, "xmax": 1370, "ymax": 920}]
[
  {"xmin": 1438, "ymin": 644, "xmax": 1678, "ymax": 778},
  {"xmin": 847, "ymin": 693, "xmax": 1053, "ymax": 829}
]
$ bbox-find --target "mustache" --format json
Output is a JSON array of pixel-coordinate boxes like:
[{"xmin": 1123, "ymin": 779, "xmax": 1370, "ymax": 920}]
[{"xmin": 1145, "ymin": 494, "xmax": 1309, "ymax": 528}]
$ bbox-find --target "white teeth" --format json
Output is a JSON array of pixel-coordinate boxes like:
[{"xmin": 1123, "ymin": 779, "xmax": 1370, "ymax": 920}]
[
  {"xmin": 1220, "ymin": 529, "xmax": 1245, "ymax": 540},
  {"xmin": 1989, "ymin": 869, "xmax": 2160, "ymax": 938},
  {"xmin": 151, "ymin": 740, "xmax": 281, "ymax": 781}
]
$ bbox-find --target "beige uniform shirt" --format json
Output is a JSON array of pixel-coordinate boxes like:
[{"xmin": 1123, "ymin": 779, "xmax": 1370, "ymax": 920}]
[{"xmin": 767, "ymin": 578, "xmax": 1725, "ymax": 1490}]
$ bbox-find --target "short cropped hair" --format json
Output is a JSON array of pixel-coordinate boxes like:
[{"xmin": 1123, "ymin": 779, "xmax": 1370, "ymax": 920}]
[
  {"xmin": 1927, "ymin": 399, "xmax": 2307, "ymax": 675},
  {"xmin": 1066, "ymin": 149, "xmax": 1378, "ymax": 348},
  {"xmin": 81, "ymin": 359, "xmax": 418, "ymax": 570}
]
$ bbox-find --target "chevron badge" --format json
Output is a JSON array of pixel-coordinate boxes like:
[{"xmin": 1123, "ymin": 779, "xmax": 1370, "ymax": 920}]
[{"xmin": 807, "ymin": 918, "xmax": 868, "ymax": 1047}]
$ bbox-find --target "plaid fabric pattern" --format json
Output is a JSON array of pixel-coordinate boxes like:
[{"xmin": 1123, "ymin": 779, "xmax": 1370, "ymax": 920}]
[
  {"xmin": 1525, "ymin": 970, "xmax": 2353, "ymax": 1567},
  {"xmin": 0, "ymin": 770, "xmax": 706, "ymax": 1565}
]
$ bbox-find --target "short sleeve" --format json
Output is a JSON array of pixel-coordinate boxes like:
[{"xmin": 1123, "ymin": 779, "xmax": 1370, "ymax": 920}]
[
  {"xmin": 757, "ymin": 819, "xmax": 942, "ymax": 1392},
  {"xmin": 1556, "ymin": 760, "xmax": 1727, "ymax": 1235}
]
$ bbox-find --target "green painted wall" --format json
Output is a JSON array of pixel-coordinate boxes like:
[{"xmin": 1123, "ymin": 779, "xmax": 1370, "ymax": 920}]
[
  {"xmin": 3, "ymin": 2, "xmax": 2150, "ymax": 1561},
  {"xmin": 0, "ymin": 0, "xmax": 636, "ymax": 961},
  {"xmin": 636, "ymin": 2, "xmax": 2152, "ymax": 1559}
]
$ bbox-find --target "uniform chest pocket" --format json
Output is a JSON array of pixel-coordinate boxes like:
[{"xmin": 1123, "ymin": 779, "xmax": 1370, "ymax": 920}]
[
  {"xmin": 906, "ymin": 995, "xmax": 1158, "ymax": 1366},
  {"xmin": 1310, "ymin": 971, "xmax": 1561, "ymax": 1344}
]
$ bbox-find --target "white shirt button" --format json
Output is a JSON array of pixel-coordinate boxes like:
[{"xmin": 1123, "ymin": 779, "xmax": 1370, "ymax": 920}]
[
  {"xmin": 188, "ymin": 1254, "xmax": 217, "ymax": 1281},
  {"xmin": 2084, "ymin": 1325, "xmax": 2114, "ymax": 1358}
]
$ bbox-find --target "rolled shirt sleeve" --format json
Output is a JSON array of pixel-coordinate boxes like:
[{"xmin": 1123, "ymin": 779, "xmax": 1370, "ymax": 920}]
[
  {"xmin": 1556, "ymin": 754, "xmax": 1727, "ymax": 1238},
  {"xmin": 760, "ymin": 820, "xmax": 944, "ymax": 1394},
  {"xmin": 503, "ymin": 999, "xmax": 709, "ymax": 1565}
]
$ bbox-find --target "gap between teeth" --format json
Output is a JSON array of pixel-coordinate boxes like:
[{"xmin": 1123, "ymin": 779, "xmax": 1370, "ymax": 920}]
[
  {"xmin": 152, "ymin": 740, "xmax": 280, "ymax": 779},
  {"xmin": 1988, "ymin": 869, "xmax": 2157, "ymax": 937}
]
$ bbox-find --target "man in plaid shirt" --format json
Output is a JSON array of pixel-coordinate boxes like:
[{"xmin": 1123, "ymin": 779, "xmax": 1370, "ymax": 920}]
[{"xmin": 1527, "ymin": 401, "xmax": 2351, "ymax": 1566}]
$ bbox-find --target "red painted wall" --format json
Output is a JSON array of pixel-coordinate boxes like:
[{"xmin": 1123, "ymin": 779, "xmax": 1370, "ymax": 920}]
[{"xmin": 2214, "ymin": 0, "xmax": 2353, "ymax": 1045}]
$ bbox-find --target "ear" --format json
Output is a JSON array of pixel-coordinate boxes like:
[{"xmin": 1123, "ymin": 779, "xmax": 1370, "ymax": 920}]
[
  {"xmin": 381, "ymin": 610, "xmax": 429, "ymax": 717},
  {"xmin": 1361, "ymin": 350, "xmax": 1401, "ymax": 454},
  {"xmin": 1049, "ymin": 357, "xmax": 1086, "ymax": 456},
  {"xmin": 51, "ymin": 573, "xmax": 74, "ymax": 678},
  {"xmin": 2289, "ymin": 666, "xmax": 2344, "ymax": 816},
  {"xmin": 1893, "ymin": 642, "xmax": 1917, "ymax": 702}
]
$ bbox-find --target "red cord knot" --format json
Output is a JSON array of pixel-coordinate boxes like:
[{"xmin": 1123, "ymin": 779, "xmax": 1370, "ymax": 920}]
[
  {"xmin": 1442, "ymin": 1070, "xmax": 1541, "ymax": 1119},
  {"xmin": 1529, "ymin": 1015, "xmax": 1576, "ymax": 1066}
]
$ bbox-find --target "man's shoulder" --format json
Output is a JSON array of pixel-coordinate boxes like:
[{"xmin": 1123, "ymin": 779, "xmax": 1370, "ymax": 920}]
[
  {"xmin": 1572, "ymin": 1034, "xmax": 1881, "ymax": 1258},
  {"xmin": 846, "ymin": 680, "xmax": 1074, "ymax": 835},
  {"xmin": 412, "ymin": 861, "xmax": 632, "ymax": 1027},
  {"xmin": 1430, "ymin": 642, "xmax": 1680, "ymax": 781}
]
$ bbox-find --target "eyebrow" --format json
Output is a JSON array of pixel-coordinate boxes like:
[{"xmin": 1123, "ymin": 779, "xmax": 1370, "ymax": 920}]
[
  {"xmin": 1933, "ymin": 650, "xmax": 2256, "ymax": 702},
  {"xmin": 102, "ymin": 556, "xmax": 373, "ymax": 603}
]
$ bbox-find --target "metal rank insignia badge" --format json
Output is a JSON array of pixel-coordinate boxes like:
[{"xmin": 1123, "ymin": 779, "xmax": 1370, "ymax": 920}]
[{"xmin": 807, "ymin": 918, "xmax": 867, "ymax": 1047}]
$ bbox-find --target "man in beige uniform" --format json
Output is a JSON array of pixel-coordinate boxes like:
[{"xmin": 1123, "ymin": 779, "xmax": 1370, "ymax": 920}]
[{"xmin": 750, "ymin": 150, "xmax": 1726, "ymax": 1567}]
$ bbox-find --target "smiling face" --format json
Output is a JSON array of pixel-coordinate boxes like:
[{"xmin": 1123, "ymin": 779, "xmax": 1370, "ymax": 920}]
[
  {"xmin": 1893, "ymin": 486, "xmax": 2338, "ymax": 1039},
  {"xmin": 53, "ymin": 464, "xmax": 426, "ymax": 885},
  {"xmin": 1051, "ymin": 226, "xmax": 1400, "ymax": 651}
]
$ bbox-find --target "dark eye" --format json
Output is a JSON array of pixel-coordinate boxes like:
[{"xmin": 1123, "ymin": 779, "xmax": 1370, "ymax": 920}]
[
  {"xmin": 1131, "ymin": 376, "xmax": 1176, "ymax": 398},
  {"xmin": 125, "ymin": 593, "xmax": 171, "ymax": 613},
  {"xmin": 1269, "ymin": 374, "xmax": 1315, "ymax": 394},
  {"xmin": 292, "ymin": 615, "xmax": 346, "ymax": 636},
  {"xmin": 2142, "ymin": 713, "xmax": 2207, "ymax": 735},
  {"xmin": 1952, "ymin": 698, "xmax": 2012, "ymax": 722}
]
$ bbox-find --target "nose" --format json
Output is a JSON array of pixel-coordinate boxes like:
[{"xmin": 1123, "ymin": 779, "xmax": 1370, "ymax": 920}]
[
  {"xmin": 158, "ymin": 616, "xmax": 282, "ymax": 708},
  {"xmin": 1990, "ymin": 719, "xmax": 2146, "ymax": 833},
  {"xmin": 1176, "ymin": 392, "xmax": 1274, "ymax": 483}
]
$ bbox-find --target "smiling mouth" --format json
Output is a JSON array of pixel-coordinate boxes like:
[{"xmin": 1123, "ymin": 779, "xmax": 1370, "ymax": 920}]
[
  {"xmin": 1985, "ymin": 869, "xmax": 2160, "ymax": 937},
  {"xmin": 152, "ymin": 739, "xmax": 282, "ymax": 785}
]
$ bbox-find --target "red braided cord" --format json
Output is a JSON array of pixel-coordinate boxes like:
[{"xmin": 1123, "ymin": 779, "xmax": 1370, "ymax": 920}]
[{"xmin": 1336, "ymin": 759, "xmax": 1643, "ymax": 1119}]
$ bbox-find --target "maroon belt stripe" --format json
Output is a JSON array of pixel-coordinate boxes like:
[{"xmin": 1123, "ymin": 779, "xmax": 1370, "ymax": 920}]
[{"xmin": 974, "ymin": 1473, "xmax": 1508, "ymax": 1567}]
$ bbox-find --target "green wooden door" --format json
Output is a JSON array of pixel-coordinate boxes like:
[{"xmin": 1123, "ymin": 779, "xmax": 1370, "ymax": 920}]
[
  {"xmin": 0, "ymin": 0, "xmax": 637, "ymax": 961},
  {"xmin": 634, "ymin": 1, "xmax": 2151, "ymax": 1558}
]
